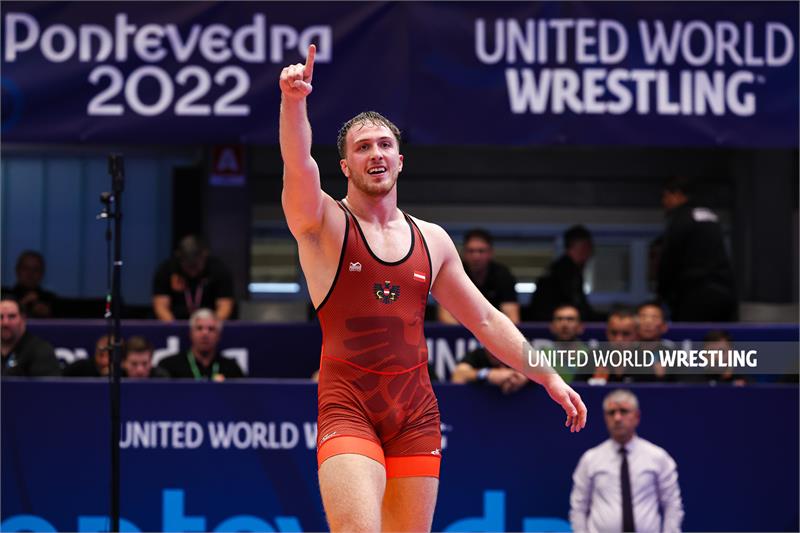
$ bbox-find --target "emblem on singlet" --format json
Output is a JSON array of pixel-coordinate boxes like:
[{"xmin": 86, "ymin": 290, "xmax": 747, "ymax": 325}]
[{"xmin": 374, "ymin": 281, "xmax": 400, "ymax": 304}]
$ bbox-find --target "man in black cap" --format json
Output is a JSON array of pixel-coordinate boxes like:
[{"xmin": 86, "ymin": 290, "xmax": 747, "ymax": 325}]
[{"xmin": 151, "ymin": 235, "xmax": 235, "ymax": 321}]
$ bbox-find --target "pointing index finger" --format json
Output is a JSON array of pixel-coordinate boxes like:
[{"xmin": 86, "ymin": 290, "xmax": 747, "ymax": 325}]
[{"xmin": 304, "ymin": 44, "xmax": 316, "ymax": 78}]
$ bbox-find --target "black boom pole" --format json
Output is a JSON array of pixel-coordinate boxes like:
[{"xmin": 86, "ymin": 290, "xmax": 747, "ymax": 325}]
[{"xmin": 107, "ymin": 154, "xmax": 125, "ymax": 532}]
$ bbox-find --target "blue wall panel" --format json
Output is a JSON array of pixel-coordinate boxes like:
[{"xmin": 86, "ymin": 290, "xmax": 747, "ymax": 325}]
[
  {"xmin": 2, "ymin": 158, "xmax": 45, "ymax": 286},
  {"xmin": 1, "ymin": 152, "xmax": 181, "ymax": 304},
  {"xmin": 43, "ymin": 158, "xmax": 83, "ymax": 296},
  {"xmin": 122, "ymin": 157, "xmax": 161, "ymax": 305}
]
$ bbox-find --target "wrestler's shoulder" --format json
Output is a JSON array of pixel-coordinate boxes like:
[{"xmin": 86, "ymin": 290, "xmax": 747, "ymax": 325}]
[{"xmin": 405, "ymin": 213, "xmax": 449, "ymax": 243}]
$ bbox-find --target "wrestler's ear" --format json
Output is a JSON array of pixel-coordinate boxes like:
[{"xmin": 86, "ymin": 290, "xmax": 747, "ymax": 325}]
[{"xmin": 340, "ymin": 159, "xmax": 350, "ymax": 178}]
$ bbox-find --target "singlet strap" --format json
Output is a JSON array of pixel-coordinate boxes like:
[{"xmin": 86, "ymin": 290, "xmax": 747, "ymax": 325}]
[
  {"xmin": 340, "ymin": 201, "xmax": 415, "ymax": 266},
  {"xmin": 405, "ymin": 213, "xmax": 434, "ymax": 294}
]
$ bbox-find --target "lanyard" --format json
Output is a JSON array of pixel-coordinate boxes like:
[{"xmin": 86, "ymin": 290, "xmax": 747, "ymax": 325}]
[
  {"xmin": 186, "ymin": 351, "xmax": 219, "ymax": 381},
  {"xmin": 183, "ymin": 279, "xmax": 207, "ymax": 314}
]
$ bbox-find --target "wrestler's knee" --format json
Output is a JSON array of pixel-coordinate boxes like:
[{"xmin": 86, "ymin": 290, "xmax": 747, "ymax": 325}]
[{"xmin": 327, "ymin": 512, "xmax": 381, "ymax": 533}]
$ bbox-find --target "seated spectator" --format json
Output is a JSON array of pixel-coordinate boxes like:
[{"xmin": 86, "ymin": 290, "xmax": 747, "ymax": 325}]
[
  {"xmin": 703, "ymin": 330, "xmax": 747, "ymax": 386},
  {"xmin": 589, "ymin": 307, "xmax": 639, "ymax": 384},
  {"xmin": 152, "ymin": 235, "xmax": 235, "ymax": 321},
  {"xmin": 438, "ymin": 228, "xmax": 519, "ymax": 324},
  {"xmin": 451, "ymin": 347, "xmax": 528, "ymax": 394},
  {"xmin": 637, "ymin": 301, "xmax": 670, "ymax": 347},
  {"xmin": 123, "ymin": 336, "xmax": 169, "ymax": 379},
  {"xmin": 526, "ymin": 225, "xmax": 604, "ymax": 322},
  {"xmin": 1, "ymin": 297, "xmax": 60, "ymax": 377},
  {"xmin": 634, "ymin": 301, "xmax": 673, "ymax": 382},
  {"xmin": 63, "ymin": 334, "xmax": 118, "ymax": 377},
  {"xmin": 606, "ymin": 308, "xmax": 637, "ymax": 345},
  {"xmin": 158, "ymin": 308, "xmax": 243, "ymax": 381},
  {"xmin": 2, "ymin": 250, "xmax": 58, "ymax": 318},
  {"xmin": 547, "ymin": 304, "xmax": 589, "ymax": 382}
]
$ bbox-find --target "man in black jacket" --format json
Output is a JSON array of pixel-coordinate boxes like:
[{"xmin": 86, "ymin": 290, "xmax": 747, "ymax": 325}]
[
  {"xmin": 527, "ymin": 225, "xmax": 604, "ymax": 322},
  {"xmin": 152, "ymin": 235, "xmax": 235, "ymax": 322},
  {"xmin": 438, "ymin": 228, "xmax": 519, "ymax": 324},
  {"xmin": 658, "ymin": 177, "xmax": 737, "ymax": 321},
  {"xmin": 0, "ymin": 298, "xmax": 60, "ymax": 377}
]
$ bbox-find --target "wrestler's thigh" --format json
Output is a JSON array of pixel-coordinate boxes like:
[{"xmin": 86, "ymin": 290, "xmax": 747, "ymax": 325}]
[
  {"xmin": 319, "ymin": 453, "xmax": 386, "ymax": 533},
  {"xmin": 381, "ymin": 476, "xmax": 439, "ymax": 533}
]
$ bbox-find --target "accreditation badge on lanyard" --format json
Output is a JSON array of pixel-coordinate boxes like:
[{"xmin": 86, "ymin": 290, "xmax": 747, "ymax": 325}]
[{"xmin": 183, "ymin": 278, "xmax": 209, "ymax": 314}]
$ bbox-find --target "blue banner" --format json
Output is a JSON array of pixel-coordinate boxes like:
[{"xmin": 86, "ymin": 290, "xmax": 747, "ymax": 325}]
[
  {"xmin": 26, "ymin": 320, "xmax": 800, "ymax": 379},
  {"xmin": 1, "ymin": 381, "xmax": 797, "ymax": 532},
  {"xmin": 2, "ymin": 2, "xmax": 797, "ymax": 147}
]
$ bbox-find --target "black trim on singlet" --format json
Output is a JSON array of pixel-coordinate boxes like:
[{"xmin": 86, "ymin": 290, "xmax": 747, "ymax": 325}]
[
  {"xmin": 407, "ymin": 215, "xmax": 434, "ymax": 297},
  {"xmin": 340, "ymin": 201, "xmax": 415, "ymax": 266},
  {"xmin": 314, "ymin": 202, "xmax": 350, "ymax": 314}
]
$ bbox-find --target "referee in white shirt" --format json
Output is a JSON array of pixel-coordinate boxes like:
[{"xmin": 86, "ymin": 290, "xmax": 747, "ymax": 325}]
[{"xmin": 569, "ymin": 389, "xmax": 684, "ymax": 532}]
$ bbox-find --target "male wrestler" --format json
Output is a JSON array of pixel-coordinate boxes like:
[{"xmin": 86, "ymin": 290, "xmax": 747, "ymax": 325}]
[{"xmin": 279, "ymin": 44, "xmax": 587, "ymax": 533}]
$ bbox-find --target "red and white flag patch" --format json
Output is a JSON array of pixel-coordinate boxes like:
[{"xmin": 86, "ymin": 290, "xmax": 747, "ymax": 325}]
[{"xmin": 413, "ymin": 271, "xmax": 427, "ymax": 283}]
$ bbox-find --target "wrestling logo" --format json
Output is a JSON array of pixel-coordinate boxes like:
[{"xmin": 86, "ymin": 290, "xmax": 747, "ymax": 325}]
[{"xmin": 374, "ymin": 281, "xmax": 400, "ymax": 304}]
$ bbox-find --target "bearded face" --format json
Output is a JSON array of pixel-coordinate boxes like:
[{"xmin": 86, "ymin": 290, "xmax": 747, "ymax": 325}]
[
  {"xmin": 0, "ymin": 301, "xmax": 25, "ymax": 346},
  {"xmin": 340, "ymin": 123, "xmax": 403, "ymax": 197}
]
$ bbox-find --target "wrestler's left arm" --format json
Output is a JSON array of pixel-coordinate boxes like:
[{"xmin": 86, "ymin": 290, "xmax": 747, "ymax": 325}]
[{"xmin": 423, "ymin": 222, "xmax": 587, "ymax": 432}]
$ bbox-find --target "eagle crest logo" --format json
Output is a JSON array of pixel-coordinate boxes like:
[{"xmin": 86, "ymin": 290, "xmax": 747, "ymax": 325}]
[{"xmin": 374, "ymin": 280, "xmax": 400, "ymax": 304}]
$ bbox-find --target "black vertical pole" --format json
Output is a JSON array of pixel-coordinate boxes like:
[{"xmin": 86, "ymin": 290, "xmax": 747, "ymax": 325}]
[{"xmin": 108, "ymin": 154, "xmax": 125, "ymax": 532}]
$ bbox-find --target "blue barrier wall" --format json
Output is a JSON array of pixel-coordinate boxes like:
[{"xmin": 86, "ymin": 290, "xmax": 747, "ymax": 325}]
[{"xmin": 2, "ymin": 381, "xmax": 797, "ymax": 532}]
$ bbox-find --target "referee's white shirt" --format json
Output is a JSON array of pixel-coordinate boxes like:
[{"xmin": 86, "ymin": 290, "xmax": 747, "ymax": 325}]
[{"xmin": 569, "ymin": 435, "xmax": 684, "ymax": 532}]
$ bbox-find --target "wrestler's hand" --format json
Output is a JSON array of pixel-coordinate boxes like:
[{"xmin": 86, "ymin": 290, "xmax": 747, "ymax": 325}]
[
  {"xmin": 541, "ymin": 374, "xmax": 587, "ymax": 433},
  {"xmin": 279, "ymin": 44, "xmax": 315, "ymax": 100}
]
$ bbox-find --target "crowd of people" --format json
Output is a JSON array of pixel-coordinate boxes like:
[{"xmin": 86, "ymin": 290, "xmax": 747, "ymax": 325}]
[
  {"xmin": 0, "ymin": 177, "xmax": 759, "ymax": 383},
  {"xmin": 1, "ymin": 289, "xmax": 753, "ymax": 385},
  {"xmin": 451, "ymin": 302, "xmax": 749, "ymax": 388},
  {"xmin": 2, "ymin": 177, "xmax": 739, "ymax": 324},
  {"xmin": 0, "ymin": 298, "xmax": 242, "ymax": 380}
]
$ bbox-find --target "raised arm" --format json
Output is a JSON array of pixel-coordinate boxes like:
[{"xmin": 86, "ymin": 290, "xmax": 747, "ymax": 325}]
[
  {"xmin": 428, "ymin": 224, "xmax": 587, "ymax": 432},
  {"xmin": 279, "ymin": 44, "xmax": 328, "ymax": 236}
]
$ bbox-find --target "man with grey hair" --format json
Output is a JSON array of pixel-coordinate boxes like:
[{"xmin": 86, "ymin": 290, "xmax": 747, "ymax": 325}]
[
  {"xmin": 570, "ymin": 389, "xmax": 684, "ymax": 532},
  {"xmin": 158, "ymin": 308, "xmax": 243, "ymax": 381}
]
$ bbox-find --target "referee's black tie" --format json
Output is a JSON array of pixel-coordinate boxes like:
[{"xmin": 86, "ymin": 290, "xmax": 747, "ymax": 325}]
[{"xmin": 620, "ymin": 447, "xmax": 636, "ymax": 532}]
